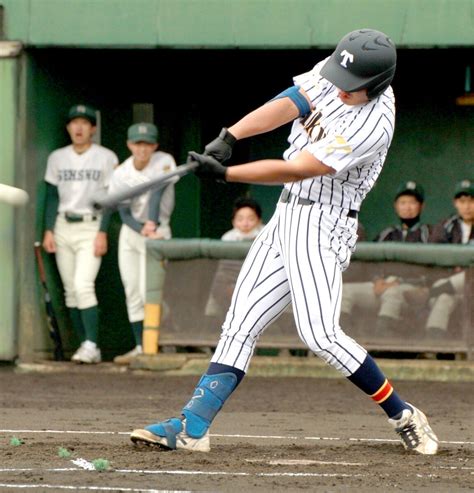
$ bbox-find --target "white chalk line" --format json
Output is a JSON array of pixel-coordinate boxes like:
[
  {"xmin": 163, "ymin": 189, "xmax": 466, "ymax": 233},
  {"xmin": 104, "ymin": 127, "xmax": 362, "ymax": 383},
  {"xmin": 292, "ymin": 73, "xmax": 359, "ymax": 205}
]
[
  {"xmin": 1, "ymin": 464, "xmax": 473, "ymax": 476},
  {"xmin": 246, "ymin": 458, "xmax": 368, "ymax": 466},
  {"xmin": 0, "ymin": 485, "xmax": 189, "ymax": 492},
  {"xmin": 2, "ymin": 429, "xmax": 473, "ymax": 447}
]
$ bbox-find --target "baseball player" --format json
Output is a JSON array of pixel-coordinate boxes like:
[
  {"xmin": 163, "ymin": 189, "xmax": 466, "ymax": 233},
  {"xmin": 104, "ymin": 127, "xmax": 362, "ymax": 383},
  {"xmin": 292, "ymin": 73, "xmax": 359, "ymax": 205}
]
[
  {"xmin": 341, "ymin": 181, "xmax": 430, "ymax": 336},
  {"xmin": 421, "ymin": 179, "xmax": 473, "ymax": 337},
  {"xmin": 110, "ymin": 123, "xmax": 177, "ymax": 364},
  {"xmin": 205, "ymin": 197, "xmax": 264, "ymax": 319},
  {"xmin": 131, "ymin": 29, "xmax": 438, "ymax": 455},
  {"xmin": 42, "ymin": 104, "xmax": 118, "ymax": 363},
  {"xmin": 221, "ymin": 197, "xmax": 264, "ymax": 241}
]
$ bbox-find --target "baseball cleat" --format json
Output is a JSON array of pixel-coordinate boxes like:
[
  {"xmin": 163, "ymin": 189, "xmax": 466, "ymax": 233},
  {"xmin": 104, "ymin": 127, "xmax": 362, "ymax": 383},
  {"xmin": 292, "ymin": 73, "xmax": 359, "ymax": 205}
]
[
  {"xmin": 71, "ymin": 340, "xmax": 101, "ymax": 364},
  {"xmin": 389, "ymin": 403, "xmax": 438, "ymax": 455},
  {"xmin": 71, "ymin": 342, "xmax": 86, "ymax": 362},
  {"xmin": 130, "ymin": 418, "xmax": 210, "ymax": 452},
  {"xmin": 113, "ymin": 345, "xmax": 143, "ymax": 365}
]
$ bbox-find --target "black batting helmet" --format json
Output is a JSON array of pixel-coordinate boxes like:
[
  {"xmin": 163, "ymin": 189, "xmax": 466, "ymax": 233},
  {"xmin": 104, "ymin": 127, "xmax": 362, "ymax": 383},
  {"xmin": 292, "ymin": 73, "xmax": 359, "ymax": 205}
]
[{"xmin": 320, "ymin": 29, "xmax": 396, "ymax": 100}]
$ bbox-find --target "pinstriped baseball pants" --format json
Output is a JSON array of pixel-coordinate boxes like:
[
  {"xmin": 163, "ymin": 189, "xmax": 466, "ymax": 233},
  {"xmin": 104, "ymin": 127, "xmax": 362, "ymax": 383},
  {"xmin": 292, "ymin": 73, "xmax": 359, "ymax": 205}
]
[{"xmin": 211, "ymin": 197, "xmax": 367, "ymax": 376}]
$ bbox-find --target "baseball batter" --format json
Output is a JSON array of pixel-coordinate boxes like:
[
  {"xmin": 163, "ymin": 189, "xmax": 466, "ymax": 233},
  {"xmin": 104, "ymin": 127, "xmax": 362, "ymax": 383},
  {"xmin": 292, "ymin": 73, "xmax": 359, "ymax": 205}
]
[
  {"xmin": 42, "ymin": 104, "xmax": 118, "ymax": 364},
  {"xmin": 110, "ymin": 123, "xmax": 176, "ymax": 364},
  {"xmin": 131, "ymin": 29, "xmax": 438, "ymax": 455}
]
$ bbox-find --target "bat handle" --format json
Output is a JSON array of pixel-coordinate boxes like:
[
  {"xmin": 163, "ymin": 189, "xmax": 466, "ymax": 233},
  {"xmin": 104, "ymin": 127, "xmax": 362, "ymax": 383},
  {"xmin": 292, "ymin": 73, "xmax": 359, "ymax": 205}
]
[{"xmin": 34, "ymin": 241, "xmax": 47, "ymax": 284}]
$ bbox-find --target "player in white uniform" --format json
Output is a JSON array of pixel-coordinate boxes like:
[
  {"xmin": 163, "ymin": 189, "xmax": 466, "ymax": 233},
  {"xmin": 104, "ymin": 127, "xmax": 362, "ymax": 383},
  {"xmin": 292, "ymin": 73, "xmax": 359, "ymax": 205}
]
[
  {"xmin": 42, "ymin": 104, "xmax": 118, "ymax": 364},
  {"xmin": 109, "ymin": 123, "xmax": 177, "ymax": 364},
  {"xmin": 131, "ymin": 30, "xmax": 438, "ymax": 455}
]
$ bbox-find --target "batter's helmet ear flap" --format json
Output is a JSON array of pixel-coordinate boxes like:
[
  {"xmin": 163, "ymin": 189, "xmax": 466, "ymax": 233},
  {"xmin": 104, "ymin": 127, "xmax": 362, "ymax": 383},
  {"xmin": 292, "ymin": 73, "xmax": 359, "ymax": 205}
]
[
  {"xmin": 366, "ymin": 65, "xmax": 397, "ymax": 99},
  {"xmin": 320, "ymin": 29, "xmax": 396, "ymax": 98}
]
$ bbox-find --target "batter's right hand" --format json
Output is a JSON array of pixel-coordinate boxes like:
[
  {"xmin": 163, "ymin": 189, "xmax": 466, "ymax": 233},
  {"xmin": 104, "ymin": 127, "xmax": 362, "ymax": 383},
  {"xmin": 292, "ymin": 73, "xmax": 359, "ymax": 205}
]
[
  {"xmin": 204, "ymin": 127, "xmax": 236, "ymax": 163},
  {"xmin": 42, "ymin": 230, "xmax": 56, "ymax": 253},
  {"xmin": 188, "ymin": 151, "xmax": 228, "ymax": 182}
]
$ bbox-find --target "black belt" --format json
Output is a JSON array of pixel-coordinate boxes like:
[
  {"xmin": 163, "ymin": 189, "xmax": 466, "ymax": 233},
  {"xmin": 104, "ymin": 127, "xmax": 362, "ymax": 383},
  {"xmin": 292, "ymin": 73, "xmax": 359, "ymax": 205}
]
[
  {"xmin": 279, "ymin": 190, "xmax": 358, "ymax": 219},
  {"xmin": 64, "ymin": 212, "xmax": 98, "ymax": 223}
]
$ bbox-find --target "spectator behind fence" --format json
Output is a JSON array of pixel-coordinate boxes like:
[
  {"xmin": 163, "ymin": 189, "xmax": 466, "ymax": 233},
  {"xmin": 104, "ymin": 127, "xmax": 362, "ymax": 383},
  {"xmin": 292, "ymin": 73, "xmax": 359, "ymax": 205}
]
[
  {"xmin": 205, "ymin": 197, "xmax": 264, "ymax": 319},
  {"xmin": 109, "ymin": 122, "xmax": 177, "ymax": 364},
  {"xmin": 340, "ymin": 181, "xmax": 430, "ymax": 336},
  {"xmin": 42, "ymin": 104, "xmax": 118, "ymax": 364},
  {"xmin": 413, "ymin": 179, "xmax": 474, "ymax": 339},
  {"xmin": 221, "ymin": 197, "xmax": 264, "ymax": 241}
]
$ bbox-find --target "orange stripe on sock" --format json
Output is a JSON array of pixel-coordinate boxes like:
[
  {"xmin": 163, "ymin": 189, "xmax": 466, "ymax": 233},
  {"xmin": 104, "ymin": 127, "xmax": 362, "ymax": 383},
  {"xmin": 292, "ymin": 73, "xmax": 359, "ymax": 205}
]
[{"xmin": 371, "ymin": 379, "xmax": 393, "ymax": 404}]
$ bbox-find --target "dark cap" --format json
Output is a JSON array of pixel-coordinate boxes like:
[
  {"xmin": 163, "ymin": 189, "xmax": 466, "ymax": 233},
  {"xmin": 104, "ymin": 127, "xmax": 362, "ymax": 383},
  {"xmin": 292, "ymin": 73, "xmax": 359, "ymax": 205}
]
[
  {"xmin": 67, "ymin": 104, "xmax": 97, "ymax": 125},
  {"xmin": 127, "ymin": 123, "xmax": 158, "ymax": 144},
  {"xmin": 320, "ymin": 29, "xmax": 396, "ymax": 99},
  {"xmin": 453, "ymin": 179, "xmax": 474, "ymax": 198},
  {"xmin": 395, "ymin": 181, "xmax": 425, "ymax": 203}
]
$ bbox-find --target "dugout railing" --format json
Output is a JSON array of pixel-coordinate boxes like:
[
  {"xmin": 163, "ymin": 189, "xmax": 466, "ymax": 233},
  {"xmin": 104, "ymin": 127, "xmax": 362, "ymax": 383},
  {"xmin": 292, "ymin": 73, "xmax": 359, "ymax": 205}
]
[{"xmin": 145, "ymin": 240, "xmax": 474, "ymax": 360}]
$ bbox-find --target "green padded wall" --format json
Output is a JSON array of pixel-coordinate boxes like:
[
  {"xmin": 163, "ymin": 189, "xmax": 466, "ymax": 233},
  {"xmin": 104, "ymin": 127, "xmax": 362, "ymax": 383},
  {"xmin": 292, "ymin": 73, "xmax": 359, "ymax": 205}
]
[{"xmin": 3, "ymin": 0, "xmax": 474, "ymax": 48}]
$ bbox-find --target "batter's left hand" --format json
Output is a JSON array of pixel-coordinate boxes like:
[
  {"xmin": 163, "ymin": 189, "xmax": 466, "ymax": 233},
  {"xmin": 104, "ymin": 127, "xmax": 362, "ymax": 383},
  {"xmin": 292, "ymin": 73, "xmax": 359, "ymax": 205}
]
[
  {"xmin": 94, "ymin": 231, "xmax": 108, "ymax": 257},
  {"xmin": 188, "ymin": 151, "xmax": 227, "ymax": 182}
]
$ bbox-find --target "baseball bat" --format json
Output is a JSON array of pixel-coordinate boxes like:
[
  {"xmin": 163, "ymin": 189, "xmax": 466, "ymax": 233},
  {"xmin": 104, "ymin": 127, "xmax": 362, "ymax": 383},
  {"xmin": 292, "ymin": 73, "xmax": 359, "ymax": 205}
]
[
  {"xmin": 92, "ymin": 161, "xmax": 198, "ymax": 210},
  {"xmin": 34, "ymin": 242, "xmax": 65, "ymax": 361}
]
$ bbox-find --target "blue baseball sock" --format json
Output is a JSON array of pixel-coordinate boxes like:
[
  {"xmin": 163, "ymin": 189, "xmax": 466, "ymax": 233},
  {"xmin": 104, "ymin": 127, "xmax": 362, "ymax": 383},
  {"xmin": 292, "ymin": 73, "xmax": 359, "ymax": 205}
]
[{"xmin": 348, "ymin": 354, "xmax": 410, "ymax": 418}]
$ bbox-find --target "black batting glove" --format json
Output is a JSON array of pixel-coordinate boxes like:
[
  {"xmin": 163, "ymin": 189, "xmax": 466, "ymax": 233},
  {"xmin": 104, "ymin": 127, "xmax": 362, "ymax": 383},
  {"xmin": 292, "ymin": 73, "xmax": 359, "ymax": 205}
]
[
  {"xmin": 203, "ymin": 127, "xmax": 236, "ymax": 163},
  {"xmin": 188, "ymin": 151, "xmax": 228, "ymax": 182}
]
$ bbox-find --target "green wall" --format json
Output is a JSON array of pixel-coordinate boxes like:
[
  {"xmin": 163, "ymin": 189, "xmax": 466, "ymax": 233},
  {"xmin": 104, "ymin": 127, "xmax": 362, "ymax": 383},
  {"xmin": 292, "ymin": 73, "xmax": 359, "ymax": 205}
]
[
  {"xmin": 3, "ymin": 0, "xmax": 474, "ymax": 48},
  {"xmin": 0, "ymin": 57, "xmax": 16, "ymax": 359}
]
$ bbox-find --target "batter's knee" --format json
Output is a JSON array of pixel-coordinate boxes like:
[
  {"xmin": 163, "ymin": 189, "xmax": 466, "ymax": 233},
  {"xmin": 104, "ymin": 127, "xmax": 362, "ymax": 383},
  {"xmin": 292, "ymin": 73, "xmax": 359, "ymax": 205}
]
[{"xmin": 306, "ymin": 332, "xmax": 366, "ymax": 376}]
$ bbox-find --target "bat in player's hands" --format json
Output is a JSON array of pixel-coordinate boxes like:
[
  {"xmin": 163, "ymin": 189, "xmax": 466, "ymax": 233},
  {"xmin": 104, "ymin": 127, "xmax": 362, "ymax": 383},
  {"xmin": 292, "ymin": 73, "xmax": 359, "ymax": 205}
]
[
  {"xmin": 188, "ymin": 151, "xmax": 228, "ymax": 182},
  {"xmin": 92, "ymin": 162, "xmax": 198, "ymax": 211},
  {"xmin": 34, "ymin": 242, "xmax": 65, "ymax": 361}
]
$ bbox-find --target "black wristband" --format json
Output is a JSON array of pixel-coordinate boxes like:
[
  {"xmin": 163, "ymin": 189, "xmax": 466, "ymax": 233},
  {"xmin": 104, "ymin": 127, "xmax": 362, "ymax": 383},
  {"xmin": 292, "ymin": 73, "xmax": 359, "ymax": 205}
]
[{"xmin": 219, "ymin": 127, "xmax": 237, "ymax": 146}]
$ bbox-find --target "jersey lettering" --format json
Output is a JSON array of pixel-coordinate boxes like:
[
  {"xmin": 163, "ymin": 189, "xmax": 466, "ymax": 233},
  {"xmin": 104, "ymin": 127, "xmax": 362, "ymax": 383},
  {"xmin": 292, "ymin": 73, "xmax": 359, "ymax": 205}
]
[
  {"xmin": 58, "ymin": 169, "xmax": 102, "ymax": 182},
  {"xmin": 302, "ymin": 110, "xmax": 326, "ymax": 143}
]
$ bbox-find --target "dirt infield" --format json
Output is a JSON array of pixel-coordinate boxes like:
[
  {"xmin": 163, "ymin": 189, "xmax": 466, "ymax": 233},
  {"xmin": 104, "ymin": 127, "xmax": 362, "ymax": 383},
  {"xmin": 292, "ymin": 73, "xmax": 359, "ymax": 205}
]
[{"xmin": 0, "ymin": 364, "xmax": 473, "ymax": 492}]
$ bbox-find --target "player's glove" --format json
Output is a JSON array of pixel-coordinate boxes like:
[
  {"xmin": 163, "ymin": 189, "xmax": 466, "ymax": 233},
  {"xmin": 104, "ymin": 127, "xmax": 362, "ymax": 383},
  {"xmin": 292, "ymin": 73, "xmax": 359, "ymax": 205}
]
[
  {"xmin": 188, "ymin": 151, "xmax": 227, "ymax": 182},
  {"xmin": 204, "ymin": 127, "xmax": 236, "ymax": 163}
]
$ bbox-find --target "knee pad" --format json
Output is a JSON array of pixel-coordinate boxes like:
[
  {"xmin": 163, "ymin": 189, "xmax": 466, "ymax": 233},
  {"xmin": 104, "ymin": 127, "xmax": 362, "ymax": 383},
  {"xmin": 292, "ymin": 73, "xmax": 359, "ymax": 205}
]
[{"xmin": 182, "ymin": 372, "xmax": 237, "ymax": 438}]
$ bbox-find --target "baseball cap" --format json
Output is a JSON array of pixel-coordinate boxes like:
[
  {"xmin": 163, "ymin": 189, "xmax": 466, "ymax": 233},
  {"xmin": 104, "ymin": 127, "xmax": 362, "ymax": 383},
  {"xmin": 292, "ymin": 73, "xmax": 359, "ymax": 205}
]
[
  {"xmin": 453, "ymin": 179, "xmax": 474, "ymax": 198},
  {"xmin": 395, "ymin": 181, "xmax": 425, "ymax": 203},
  {"xmin": 127, "ymin": 123, "xmax": 158, "ymax": 144},
  {"xmin": 67, "ymin": 104, "xmax": 97, "ymax": 125}
]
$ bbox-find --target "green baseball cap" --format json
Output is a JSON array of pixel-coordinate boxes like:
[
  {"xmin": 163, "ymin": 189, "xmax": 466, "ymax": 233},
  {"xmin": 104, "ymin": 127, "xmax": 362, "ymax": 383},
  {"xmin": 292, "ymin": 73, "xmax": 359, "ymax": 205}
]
[
  {"xmin": 453, "ymin": 179, "xmax": 474, "ymax": 198},
  {"xmin": 395, "ymin": 180, "xmax": 425, "ymax": 203},
  {"xmin": 67, "ymin": 104, "xmax": 97, "ymax": 125},
  {"xmin": 127, "ymin": 123, "xmax": 158, "ymax": 144}
]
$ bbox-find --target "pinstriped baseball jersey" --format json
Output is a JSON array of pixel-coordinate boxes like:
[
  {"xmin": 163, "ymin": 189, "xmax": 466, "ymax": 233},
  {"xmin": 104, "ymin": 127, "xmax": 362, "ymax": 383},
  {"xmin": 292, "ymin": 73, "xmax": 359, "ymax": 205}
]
[
  {"xmin": 284, "ymin": 58, "xmax": 395, "ymax": 211},
  {"xmin": 211, "ymin": 60, "xmax": 397, "ymax": 377}
]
